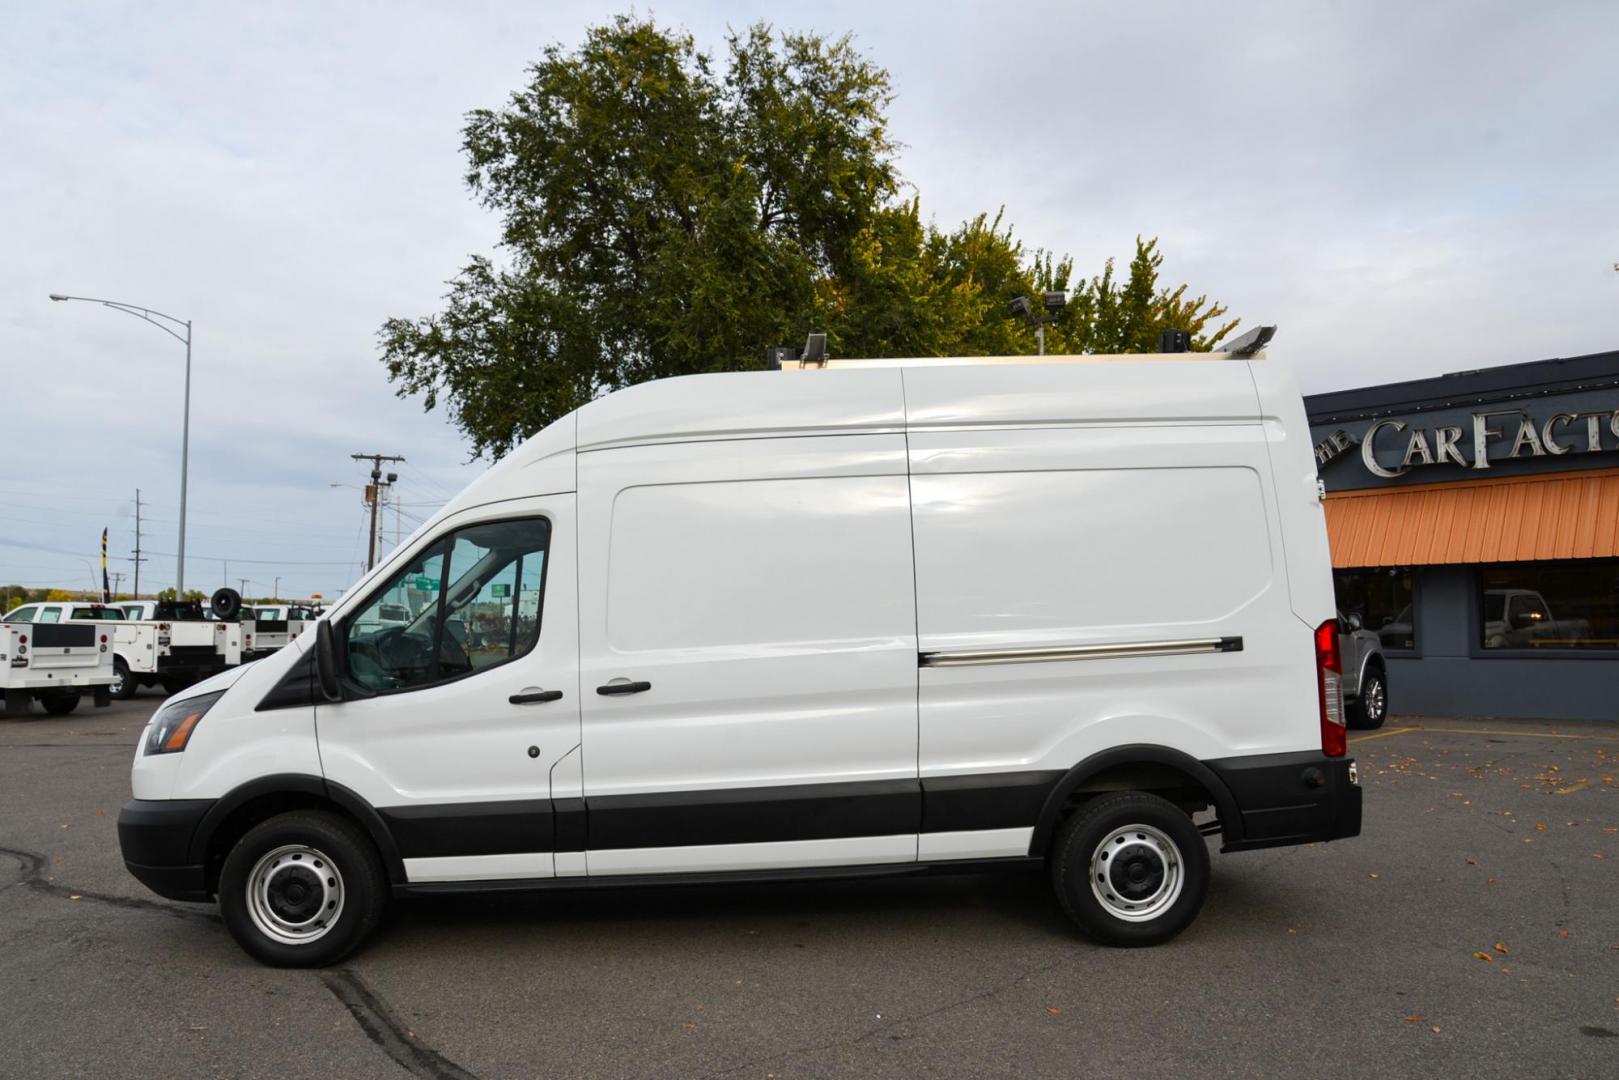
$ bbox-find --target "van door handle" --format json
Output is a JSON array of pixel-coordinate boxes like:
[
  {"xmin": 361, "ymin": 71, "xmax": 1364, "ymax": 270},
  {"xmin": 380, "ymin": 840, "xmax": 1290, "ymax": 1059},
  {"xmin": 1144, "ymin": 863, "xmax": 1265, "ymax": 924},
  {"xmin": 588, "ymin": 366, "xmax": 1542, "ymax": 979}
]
[
  {"xmin": 509, "ymin": 689, "xmax": 564, "ymax": 705},
  {"xmin": 596, "ymin": 680, "xmax": 651, "ymax": 696}
]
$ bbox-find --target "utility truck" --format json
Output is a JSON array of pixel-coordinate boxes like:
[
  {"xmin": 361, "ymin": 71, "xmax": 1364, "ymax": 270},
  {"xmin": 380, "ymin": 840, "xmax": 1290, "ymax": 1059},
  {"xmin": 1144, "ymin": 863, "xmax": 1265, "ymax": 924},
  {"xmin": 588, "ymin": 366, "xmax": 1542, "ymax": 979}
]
[
  {"xmin": 0, "ymin": 607, "xmax": 115, "ymax": 715},
  {"xmin": 245, "ymin": 605, "xmax": 321, "ymax": 661},
  {"xmin": 118, "ymin": 330, "xmax": 1363, "ymax": 968},
  {"xmin": 97, "ymin": 593, "xmax": 249, "ymax": 697}
]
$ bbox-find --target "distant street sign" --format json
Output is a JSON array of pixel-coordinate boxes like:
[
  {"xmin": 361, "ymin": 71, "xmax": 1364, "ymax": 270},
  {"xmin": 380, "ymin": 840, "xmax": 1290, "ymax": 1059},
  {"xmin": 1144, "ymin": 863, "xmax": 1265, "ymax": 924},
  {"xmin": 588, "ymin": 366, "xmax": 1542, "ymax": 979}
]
[
  {"xmin": 491, "ymin": 583, "xmax": 511, "ymax": 597},
  {"xmin": 415, "ymin": 576, "xmax": 440, "ymax": 590}
]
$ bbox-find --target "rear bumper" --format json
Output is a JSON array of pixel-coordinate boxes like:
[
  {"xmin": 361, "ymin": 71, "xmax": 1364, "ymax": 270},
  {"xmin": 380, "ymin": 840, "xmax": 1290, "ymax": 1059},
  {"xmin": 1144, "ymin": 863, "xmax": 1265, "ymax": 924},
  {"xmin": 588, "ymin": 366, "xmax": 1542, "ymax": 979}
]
[
  {"xmin": 117, "ymin": 798, "xmax": 216, "ymax": 901},
  {"xmin": 1204, "ymin": 750, "xmax": 1361, "ymax": 852}
]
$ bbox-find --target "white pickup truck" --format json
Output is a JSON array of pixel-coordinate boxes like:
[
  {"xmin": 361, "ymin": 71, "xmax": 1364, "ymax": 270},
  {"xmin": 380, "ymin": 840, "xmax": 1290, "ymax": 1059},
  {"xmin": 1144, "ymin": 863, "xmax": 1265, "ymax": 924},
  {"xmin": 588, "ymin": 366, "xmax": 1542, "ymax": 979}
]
[{"xmin": 0, "ymin": 608, "xmax": 116, "ymax": 715}]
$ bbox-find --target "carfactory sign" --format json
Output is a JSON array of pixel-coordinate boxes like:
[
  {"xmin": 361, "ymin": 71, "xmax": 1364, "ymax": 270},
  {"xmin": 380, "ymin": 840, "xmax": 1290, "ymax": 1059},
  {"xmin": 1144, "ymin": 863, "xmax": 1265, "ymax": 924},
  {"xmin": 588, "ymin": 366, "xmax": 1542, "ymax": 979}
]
[{"xmin": 1315, "ymin": 404, "xmax": 1619, "ymax": 481}]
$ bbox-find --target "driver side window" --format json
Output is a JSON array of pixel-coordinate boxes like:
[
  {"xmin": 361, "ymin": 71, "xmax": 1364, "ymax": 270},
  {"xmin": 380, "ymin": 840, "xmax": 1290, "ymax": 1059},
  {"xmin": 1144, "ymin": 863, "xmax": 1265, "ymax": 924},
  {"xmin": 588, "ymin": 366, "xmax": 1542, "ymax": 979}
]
[{"xmin": 343, "ymin": 517, "xmax": 550, "ymax": 693}]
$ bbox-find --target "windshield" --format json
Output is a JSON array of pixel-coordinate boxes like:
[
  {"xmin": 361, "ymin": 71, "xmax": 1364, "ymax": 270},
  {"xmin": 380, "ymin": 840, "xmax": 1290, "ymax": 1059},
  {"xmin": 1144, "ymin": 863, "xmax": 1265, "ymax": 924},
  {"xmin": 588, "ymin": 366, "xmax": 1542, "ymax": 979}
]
[{"xmin": 70, "ymin": 607, "xmax": 124, "ymax": 620}]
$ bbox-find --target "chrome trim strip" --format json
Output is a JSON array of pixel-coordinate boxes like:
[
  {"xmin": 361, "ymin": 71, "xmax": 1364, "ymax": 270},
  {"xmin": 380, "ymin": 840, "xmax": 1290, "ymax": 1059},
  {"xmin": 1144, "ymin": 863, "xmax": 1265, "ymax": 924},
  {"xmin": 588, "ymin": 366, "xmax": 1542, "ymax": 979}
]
[{"xmin": 919, "ymin": 637, "xmax": 1242, "ymax": 668}]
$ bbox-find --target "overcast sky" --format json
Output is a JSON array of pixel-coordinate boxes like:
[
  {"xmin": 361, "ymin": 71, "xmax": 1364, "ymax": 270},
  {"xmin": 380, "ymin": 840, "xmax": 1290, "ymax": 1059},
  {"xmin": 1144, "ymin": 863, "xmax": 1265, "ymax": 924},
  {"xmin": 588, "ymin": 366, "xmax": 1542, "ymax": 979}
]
[{"xmin": 5, "ymin": 0, "xmax": 1617, "ymax": 599}]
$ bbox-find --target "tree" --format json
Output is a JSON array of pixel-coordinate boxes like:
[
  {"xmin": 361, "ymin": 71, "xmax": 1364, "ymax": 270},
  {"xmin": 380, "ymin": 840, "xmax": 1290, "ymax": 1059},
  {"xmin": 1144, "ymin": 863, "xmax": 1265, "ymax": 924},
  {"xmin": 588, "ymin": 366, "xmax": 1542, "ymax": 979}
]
[
  {"xmin": 156, "ymin": 588, "xmax": 206, "ymax": 602},
  {"xmin": 382, "ymin": 16, "xmax": 1239, "ymax": 460}
]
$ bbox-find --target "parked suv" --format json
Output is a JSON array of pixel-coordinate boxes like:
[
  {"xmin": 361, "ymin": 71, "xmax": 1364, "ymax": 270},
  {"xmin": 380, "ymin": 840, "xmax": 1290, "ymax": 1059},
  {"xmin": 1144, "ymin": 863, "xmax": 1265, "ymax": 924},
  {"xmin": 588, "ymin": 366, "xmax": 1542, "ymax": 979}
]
[
  {"xmin": 1338, "ymin": 611, "xmax": 1388, "ymax": 730},
  {"xmin": 118, "ymin": 343, "xmax": 1362, "ymax": 967}
]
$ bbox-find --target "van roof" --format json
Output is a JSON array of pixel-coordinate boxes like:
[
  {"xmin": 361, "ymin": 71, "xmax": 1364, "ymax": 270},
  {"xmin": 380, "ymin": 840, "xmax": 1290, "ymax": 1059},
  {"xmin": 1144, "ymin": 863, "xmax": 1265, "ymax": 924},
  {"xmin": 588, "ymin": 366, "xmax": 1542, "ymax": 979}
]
[
  {"xmin": 432, "ymin": 350, "xmax": 1279, "ymax": 530},
  {"xmin": 574, "ymin": 352, "xmax": 1270, "ymax": 452}
]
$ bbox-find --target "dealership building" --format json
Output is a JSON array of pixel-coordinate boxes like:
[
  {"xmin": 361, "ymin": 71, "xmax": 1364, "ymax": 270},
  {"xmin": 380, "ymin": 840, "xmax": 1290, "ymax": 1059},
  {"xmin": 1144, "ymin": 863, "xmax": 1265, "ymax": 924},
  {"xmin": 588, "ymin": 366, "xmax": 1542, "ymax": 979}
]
[{"xmin": 1304, "ymin": 348, "xmax": 1619, "ymax": 722}]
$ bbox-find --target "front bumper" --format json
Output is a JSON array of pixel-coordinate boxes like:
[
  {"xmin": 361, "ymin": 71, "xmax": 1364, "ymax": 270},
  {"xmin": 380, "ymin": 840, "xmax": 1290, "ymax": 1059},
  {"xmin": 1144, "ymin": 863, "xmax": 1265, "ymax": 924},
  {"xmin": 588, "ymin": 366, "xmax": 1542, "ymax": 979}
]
[
  {"xmin": 1204, "ymin": 750, "xmax": 1361, "ymax": 852},
  {"xmin": 117, "ymin": 798, "xmax": 216, "ymax": 901}
]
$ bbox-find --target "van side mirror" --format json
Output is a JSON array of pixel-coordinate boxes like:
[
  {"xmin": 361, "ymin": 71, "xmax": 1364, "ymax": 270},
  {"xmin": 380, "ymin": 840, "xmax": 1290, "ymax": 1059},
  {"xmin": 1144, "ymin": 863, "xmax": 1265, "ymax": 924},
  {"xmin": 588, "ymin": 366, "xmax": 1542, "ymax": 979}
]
[
  {"xmin": 315, "ymin": 621, "xmax": 344, "ymax": 703},
  {"xmin": 1346, "ymin": 612, "xmax": 1363, "ymax": 631}
]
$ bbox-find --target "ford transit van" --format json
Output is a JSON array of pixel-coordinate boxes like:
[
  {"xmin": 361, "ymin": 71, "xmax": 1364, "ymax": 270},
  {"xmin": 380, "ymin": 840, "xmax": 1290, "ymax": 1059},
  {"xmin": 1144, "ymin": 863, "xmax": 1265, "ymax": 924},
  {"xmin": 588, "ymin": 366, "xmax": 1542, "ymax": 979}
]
[{"xmin": 119, "ymin": 342, "xmax": 1361, "ymax": 966}]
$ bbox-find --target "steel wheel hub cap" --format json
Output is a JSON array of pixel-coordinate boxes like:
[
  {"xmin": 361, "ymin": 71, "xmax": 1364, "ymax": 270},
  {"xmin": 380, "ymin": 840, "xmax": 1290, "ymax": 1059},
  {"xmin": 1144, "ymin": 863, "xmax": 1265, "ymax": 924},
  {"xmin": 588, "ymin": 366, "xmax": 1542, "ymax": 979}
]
[
  {"xmin": 246, "ymin": 844, "xmax": 344, "ymax": 945},
  {"xmin": 1090, "ymin": 824, "xmax": 1184, "ymax": 922}
]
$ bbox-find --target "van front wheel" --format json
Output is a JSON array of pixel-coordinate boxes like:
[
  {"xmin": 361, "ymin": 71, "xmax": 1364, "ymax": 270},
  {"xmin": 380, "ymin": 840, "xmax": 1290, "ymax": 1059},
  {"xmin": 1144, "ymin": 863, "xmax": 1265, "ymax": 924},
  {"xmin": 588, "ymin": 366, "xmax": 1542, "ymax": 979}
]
[
  {"xmin": 218, "ymin": 810, "xmax": 386, "ymax": 968},
  {"xmin": 1050, "ymin": 791, "xmax": 1209, "ymax": 947}
]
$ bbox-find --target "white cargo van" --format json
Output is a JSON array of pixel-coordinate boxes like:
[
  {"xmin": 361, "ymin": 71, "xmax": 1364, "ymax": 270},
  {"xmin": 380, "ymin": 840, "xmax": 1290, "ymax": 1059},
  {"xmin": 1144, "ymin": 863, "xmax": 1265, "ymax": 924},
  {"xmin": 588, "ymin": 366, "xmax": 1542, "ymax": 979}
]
[{"xmin": 119, "ymin": 343, "xmax": 1361, "ymax": 967}]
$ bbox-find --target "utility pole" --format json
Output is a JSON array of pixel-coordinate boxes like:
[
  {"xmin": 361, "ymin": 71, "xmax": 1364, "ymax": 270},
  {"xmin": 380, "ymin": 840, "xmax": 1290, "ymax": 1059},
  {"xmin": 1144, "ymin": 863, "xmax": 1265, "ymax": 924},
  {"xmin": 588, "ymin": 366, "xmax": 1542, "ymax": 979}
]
[
  {"xmin": 110, "ymin": 571, "xmax": 125, "ymax": 598},
  {"xmin": 238, "ymin": 577, "xmax": 249, "ymax": 597},
  {"xmin": 352, "ymin": 453, "xmax": 405, "ymax": 572},
  {"xmin": 273, "ymin": 576, "xmax": 281, "ymax": 601},
  {"xmin": 132, "ymin": 488, "xmax": 147, "ymax": 597}
]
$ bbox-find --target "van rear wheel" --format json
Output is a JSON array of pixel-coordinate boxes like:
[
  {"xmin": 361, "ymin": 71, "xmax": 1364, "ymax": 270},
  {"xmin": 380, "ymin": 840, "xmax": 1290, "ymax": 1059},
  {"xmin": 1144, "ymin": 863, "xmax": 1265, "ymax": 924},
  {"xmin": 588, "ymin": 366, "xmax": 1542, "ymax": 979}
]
[
  {"xmin": 1050, "ymin": 791, "xmax": 1209, "ymax": 946},
  {"xmin": 218, "ymin": 810, "xmax": 386, "ymax": 968}
]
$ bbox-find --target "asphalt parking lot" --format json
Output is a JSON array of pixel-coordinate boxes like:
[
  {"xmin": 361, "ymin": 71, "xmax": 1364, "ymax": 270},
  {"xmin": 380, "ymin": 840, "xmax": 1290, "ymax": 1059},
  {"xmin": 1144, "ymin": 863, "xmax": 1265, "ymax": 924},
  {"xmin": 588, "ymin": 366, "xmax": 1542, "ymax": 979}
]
[{"xmin": 2, "ymin": 695, "xmax": 1615, "ymax": 1080}]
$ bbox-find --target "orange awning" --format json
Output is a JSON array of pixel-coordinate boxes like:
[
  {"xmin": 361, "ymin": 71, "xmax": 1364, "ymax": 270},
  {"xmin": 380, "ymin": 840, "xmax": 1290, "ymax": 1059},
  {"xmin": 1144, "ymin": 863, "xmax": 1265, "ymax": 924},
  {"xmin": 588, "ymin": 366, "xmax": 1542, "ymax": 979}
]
[{"xmin": 1324, "ymin": 467, "xmax": 1619, "ymax": 568}]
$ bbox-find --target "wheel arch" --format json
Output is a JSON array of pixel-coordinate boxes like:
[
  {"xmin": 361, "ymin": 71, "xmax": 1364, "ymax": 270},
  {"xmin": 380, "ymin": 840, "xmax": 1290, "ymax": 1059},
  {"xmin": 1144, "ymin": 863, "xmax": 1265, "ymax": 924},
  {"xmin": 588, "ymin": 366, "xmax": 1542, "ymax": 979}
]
[
  {"xmin": 187, "ymin": 773, "xmax": 405, "ymax": 896},
  {"xmin": 1027, "ymin": 744, "xmax": 1241, "ymax": 856}
]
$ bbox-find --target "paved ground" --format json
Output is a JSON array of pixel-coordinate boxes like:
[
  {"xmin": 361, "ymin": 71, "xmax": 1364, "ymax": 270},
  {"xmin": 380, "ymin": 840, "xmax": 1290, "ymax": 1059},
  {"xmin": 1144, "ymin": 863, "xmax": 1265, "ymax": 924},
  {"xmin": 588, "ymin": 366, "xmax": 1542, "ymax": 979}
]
[{"xmin": 2, "ymin": 693, "xmax": 1616, "ymax": 1079}]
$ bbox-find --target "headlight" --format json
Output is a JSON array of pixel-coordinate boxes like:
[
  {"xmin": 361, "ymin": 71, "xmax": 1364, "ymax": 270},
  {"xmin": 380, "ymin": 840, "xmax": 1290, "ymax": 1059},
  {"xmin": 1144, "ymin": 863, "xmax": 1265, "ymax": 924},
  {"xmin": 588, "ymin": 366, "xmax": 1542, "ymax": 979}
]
[{"xmin": 144, "ymin": 691, "xmax": 225, "ymax": 755}]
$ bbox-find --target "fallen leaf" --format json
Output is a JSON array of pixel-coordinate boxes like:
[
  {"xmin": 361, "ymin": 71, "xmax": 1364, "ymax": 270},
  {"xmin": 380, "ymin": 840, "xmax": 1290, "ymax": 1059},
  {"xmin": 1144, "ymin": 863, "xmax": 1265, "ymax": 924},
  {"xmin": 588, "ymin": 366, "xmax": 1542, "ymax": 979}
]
[
  {"xmin": 94, "ymin": 809, "xmax": 105, "ymax": 817},
  {"xmin": 1464, "ymin": 857, "xmax": 1478, "ymax": 866},
  {"xmin": 1473, "ymin": 951, "xmax": 1493, "ymax": 962},
  {"xmin": 1047, "ymin": 1007, "xmax": 1062, "ymax": 1016},
  {"xmin": 1431, "ymin": 1026, "xmax": 1441, "ymax": 1034},
  {"xmin": 1404, "ymin": 1016, "xmax": 1425, "ymax": 1023},
  {"xmin": 1594, "ymin": 853, "xmax": 1606, "ymax": 860},
  {"xmin": 1487, "ymin": 877, "xmax": 1498, "ymax": 884},
  {"xmin": 68, "ymin": 894, "xmax": 81, "ymax": 901},
  {"xmin": 1368, "ymin": 872, "xmax": 1380, "ymax": 879},
  {"xmin": 1559, "ymin": 929, "xmax": 1571, "ymax": 938},
  {"xmin": 1494, "ymin": 943, "xmax": 1509, "ymax": 954}
]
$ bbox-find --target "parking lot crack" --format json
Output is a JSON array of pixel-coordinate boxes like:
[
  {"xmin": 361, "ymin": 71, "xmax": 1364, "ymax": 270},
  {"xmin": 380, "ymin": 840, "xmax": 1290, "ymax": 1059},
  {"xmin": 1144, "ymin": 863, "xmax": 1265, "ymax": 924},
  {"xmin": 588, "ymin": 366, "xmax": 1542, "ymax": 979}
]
[
  {"xmin": 0, "ymin": 844, "xmax": 218, "ymax": 924},
  {"xmin": 322, "ymin": 968, "xmax": 482, "ymax": 1080}
]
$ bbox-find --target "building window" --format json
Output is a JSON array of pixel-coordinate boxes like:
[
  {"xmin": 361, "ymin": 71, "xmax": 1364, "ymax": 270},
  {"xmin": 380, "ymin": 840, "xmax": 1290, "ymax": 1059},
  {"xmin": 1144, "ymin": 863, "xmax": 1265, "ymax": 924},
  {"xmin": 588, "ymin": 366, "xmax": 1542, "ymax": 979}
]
[
  {"xmin": 1479, "ymin": 560, "xmax": 1619, "ymax": 651},
  {"xmin": 1333, "ymin": 569, "xmax": 1415, "ymax": 651}
]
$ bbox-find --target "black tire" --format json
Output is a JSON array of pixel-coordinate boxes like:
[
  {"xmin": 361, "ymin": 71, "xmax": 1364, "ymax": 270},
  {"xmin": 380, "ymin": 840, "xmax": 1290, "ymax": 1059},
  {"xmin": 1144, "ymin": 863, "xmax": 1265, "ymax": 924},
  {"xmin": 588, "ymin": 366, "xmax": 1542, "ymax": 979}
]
[
  {"xmin": 109, "ymin": 658, "xmax": 139, "ymax": 701},
  {"xmin": 218, "ymin": 810, "xmax": 387, "ymax": 968},
  {"xmin": 41, "ymin": 690, "xmax": 81, "ymax": 717},
  {"xmin": 1050, "ymin": 791, "xmax": 1210, "ymax": 947},
  {"xmin": 159, "ymin": 675, "xmax": 191, "ymax": 696},
  {"xmin": 1348, "ymin": 667, "xmax": 1388, "ymax": 730}
]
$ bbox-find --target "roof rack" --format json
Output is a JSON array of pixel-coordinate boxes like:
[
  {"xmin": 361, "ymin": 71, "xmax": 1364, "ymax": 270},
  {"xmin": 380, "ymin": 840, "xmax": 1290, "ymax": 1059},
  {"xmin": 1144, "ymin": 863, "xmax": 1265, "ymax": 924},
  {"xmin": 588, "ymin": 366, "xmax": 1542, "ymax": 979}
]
[{"xmin": 773, "ymin": 326, "xmax": 1275, "ymax": 371}]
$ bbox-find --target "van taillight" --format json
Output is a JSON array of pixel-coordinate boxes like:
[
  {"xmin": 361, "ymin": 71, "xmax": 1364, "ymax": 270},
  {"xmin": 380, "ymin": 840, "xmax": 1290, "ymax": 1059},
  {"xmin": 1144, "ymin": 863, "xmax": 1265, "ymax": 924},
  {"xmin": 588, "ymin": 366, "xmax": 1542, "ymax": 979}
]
[{"xmin": 1315, "ymin": 619, "xmax": 1346, "ymax": 757}]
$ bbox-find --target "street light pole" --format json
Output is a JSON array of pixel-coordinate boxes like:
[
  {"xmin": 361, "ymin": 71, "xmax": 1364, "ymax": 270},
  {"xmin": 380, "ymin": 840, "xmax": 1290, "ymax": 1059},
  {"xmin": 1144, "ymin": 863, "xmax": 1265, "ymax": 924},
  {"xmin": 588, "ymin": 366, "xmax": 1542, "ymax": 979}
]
[{"xmin": 50, "ymin": 294, "xmax": 193, "ymax": 595}]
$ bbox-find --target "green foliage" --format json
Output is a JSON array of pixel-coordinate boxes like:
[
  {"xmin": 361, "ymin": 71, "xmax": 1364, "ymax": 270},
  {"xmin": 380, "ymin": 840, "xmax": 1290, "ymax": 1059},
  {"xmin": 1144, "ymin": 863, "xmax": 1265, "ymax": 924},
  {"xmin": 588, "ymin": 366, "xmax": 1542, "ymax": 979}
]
[
  {"xmin": 156, "ymin": 587, "xmax": 207, "ymax": 602},
  {"xmin": 382, "ymin": 15, "xmax": 1240, "ymax": 459}
]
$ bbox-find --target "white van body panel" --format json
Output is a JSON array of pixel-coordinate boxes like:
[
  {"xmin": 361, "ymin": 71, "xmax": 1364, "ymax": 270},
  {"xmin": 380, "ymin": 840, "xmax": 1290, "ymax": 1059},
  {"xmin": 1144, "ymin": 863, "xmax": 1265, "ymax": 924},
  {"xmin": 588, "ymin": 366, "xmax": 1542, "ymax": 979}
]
[
  {"xmin": 575, "ymin": 368, "xmax": 906, "ymax": 450},
  {"xmin": 1247, "ymin": 359, "xmax": 1338, "ymax": 626},
  {"xmin": 901, "ymin": 360, "xmax": 1321, "ymax": 787},
  {"xmin": 166, "ymin": 644, "xmax": 320, "ymax": 799},
  {"xmin": 574, "ymin": 431, "xmax": 921, "ymax": 873}
]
